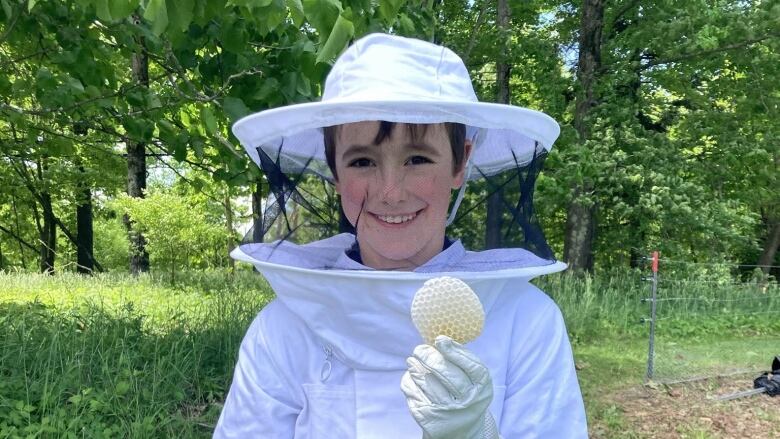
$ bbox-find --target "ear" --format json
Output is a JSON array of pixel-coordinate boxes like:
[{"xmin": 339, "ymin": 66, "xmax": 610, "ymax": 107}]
[{"xmin": 451, "ymin": 140, "xmax": 473, "ymax": 189}]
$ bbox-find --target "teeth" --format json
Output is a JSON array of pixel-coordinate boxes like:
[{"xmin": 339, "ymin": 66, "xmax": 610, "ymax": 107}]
[{"xmin": 377, "ymin": 214, "xmax": 415, "ymax": 224}]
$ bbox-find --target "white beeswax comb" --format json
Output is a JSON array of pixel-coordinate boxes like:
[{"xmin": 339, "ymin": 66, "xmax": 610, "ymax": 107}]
[{"xmin": 410, "ymin": 276, "xmax": 485, "ymax": 345}]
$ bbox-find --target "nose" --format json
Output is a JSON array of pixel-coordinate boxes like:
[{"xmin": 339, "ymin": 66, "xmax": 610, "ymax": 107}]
[{"xmin": 376, "ymin": 166, "xmax": 406, "ymax": 204}]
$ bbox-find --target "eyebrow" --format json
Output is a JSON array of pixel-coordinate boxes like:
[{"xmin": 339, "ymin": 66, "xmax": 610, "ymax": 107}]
[
  {"xmin": 339, "ymin": 144, "xmax": 374, "ymax": 162},
  {"xmin": 406, "ymin": 141, "xmax": 441, "ymax": 157},
  {"xmin": 339, "ymin": 142, "xmax": 442, "ymax": 161}
]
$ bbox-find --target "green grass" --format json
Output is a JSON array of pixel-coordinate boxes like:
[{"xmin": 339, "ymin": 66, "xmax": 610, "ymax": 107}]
[
  {"xmin": 0, "ymin": 271, "xmax": 271, "ymax": 438},
  {"xmin": 0, "ymin": 270, "xmax": 777, "ymax": 438}
]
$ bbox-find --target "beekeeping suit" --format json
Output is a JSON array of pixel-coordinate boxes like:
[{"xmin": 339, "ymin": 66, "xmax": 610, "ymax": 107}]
[
  {"xmin": 213, "ymin": 33, "xmax": 588, "ymax": 438},
  {"xmin": 213, "ymin": 234, "xmax": 587, "ymax": 438}
]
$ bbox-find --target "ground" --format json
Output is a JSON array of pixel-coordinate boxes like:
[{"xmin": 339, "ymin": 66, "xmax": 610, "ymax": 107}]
[{"xmin": 590, "ymin": 374, "xmax": 780, "ymax": 438}]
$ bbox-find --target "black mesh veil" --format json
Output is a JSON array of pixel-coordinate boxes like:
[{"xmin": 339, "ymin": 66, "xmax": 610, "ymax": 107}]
[
  {"xmin": 241, "ymin": 129, "xmax": 555, "ymax": 262},
  {"xmin": 450, "ymin": 145, "xmax": 553, "ymax": 260},
  {"xmin": 250, "ymin": 142, "xmax": 348, "ymax": 243}
]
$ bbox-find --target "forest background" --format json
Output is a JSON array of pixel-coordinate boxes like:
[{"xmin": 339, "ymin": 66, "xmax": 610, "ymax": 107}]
[
  {"xmin": 0, "ymin": 0, "xmax": 778, "ymax": 276},
  {"xmin": 1, "ymin": 0, "xmax": 779, "ymax": 437}
]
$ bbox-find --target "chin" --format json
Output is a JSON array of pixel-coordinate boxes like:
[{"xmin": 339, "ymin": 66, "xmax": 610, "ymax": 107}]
[{"xmin": 360, "ymin": 238, "xmax": 427, "ymax": 266}]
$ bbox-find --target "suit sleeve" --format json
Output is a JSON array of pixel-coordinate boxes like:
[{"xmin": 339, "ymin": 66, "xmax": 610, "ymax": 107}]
[
  {"xmin": 500, "ymin": 286, "xmax": 588, "ymax": 438},
  {"xmin": 213, "ymin": 302, "xmax": 302, "ymax": 438}
]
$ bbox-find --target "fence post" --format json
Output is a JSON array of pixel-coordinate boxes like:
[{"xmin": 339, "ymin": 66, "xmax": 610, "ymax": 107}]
[{"xmin": 645, "ymin": 251, "xmax": 659, "ymax": 382}]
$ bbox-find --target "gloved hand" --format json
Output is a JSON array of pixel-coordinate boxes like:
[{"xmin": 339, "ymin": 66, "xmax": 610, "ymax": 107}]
[{"xmin": 401, "ymin": 336, "xmax": 500, "ymax": 439}]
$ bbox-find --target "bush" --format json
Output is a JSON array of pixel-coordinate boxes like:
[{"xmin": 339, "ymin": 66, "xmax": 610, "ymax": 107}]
[{"xmin": 112, "ymin": 190, "xmax": 229, "ymax": 281}]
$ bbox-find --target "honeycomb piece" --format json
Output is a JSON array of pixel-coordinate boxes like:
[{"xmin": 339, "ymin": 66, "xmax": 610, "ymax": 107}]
[{"xmin": 410, "ymin": 276, "xmax": 484, "ymax": 345}]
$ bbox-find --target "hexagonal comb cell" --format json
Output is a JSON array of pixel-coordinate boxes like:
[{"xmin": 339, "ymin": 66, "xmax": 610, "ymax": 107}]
[{"xmin": 410, "ymin": 276, "xmax": 485, "ymax": 345}]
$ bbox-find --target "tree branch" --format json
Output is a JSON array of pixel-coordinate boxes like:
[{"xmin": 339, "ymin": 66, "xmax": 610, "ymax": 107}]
[
  {"xmin": 462, "ymin": 1, "xmax": 488, "ymax": 65},
  {"xmin": 642, "ymin": 33, "xmax": 780, "ymax": 69},
  {"xmin": 0, "ymin": 224, "xmax": 37, "ymax": 252},
  {"xmin": 0, "ymin": 2, "xmax": 21, "ymax": 45},
  {"xmin": 0, "ymin": 72, "xmax": 169, "ymax": 116},
  {"xmin": 610, "ymin": 0, "xmax": 641, "ymax": 28},
  {"xmin": 157, "ymin": 45, "xmax": 263, "ymax": 104},
  {"xmin": 53, "ymin": 216, "xmax": 104, "ymax": 273}
]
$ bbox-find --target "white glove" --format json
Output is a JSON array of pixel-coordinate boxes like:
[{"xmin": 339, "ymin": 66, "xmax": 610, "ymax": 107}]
[{"xmin": 401, "ymin": 336, "xmax": 500, "ymax": 439}]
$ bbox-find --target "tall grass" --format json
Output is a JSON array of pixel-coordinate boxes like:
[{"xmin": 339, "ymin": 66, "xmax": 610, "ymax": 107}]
[
  {"xmin": 535, "ymin": 270, "xmax": 650, "ymax": 343},
  {"xmin": 535, "ymin": 269, "xmax": 780, "ymax": 384},
  {"xmin": 0, "ymin": 271, "xmax": 271, "ymax": 438},
  {"xmin": 536, "ymin": 270, "xmax": 780, "ymax": 342}
]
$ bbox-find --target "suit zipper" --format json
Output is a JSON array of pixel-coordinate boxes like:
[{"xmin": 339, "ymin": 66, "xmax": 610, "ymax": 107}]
[{"xmin": 320, "ymin": 345, "xmax": 333, "ymax": 382}]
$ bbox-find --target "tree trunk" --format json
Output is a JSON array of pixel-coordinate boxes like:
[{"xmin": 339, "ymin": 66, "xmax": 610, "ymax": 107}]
[
  {"xmin": 252, "ymin": 177, "xmax": 264, "ymax": 243},
  {"xmin": 76, "ymin": 166, "xmax": 94, "ymax": 274},
  {"xmin": 564, "ymin": 0, "xmax": 604, "ymax": 272},
  {"xmin": 34, "ymin": 159, "xmax": 56, "ymax": 275},
  {"xmin": 39, "ymin": 190, "xmax": 56, "ymax": 275},
  {"xmin": 224, "ymin": 191, "xmax": 235, "ymax": 273},
  {"xmin": 758, "ymin": 214, "xmax": 780, "ymax": 275},
  {"xmin": 564, "ymin": 186, "xmax": 596, "ymax": 271},
  {"xmin": 485, "ymin": 192, "xmax": 503, "ymax": 249},
  {"xmin": 11, "ymin": 196, "xmax": 27, "ymax": 269},
  {"xmin": 485, "ymin": 0, "xmax": 511, "ymax": 250},
  {"xmin": 125, "ymin": 32, "xmax": 150, "ymax": 275}
]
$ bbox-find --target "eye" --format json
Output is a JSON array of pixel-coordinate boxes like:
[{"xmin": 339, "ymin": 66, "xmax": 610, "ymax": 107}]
[
  {"xmin": 406, "ymin": 155, "xmax": 433, "ymax": 165},
  {"xmin": 348, "ymin": 158, "xmax": 374, "ymax": 168}
]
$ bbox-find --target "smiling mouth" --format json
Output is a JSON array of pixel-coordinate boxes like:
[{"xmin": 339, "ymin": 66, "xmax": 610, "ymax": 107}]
[{"xmin": 375, "ymin": 211, "xmax": 419, "ymax": 224}]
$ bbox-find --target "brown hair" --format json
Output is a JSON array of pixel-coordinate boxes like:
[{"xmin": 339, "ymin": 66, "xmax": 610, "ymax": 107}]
[{"xmin": 323, "ymin": 121, "xmax": 467, "ymax": 181}]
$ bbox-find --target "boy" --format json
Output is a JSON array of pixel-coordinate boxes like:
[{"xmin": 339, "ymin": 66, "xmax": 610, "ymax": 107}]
[{"xmin": 215, "ymin": 33, "xmax": 587, "ymax": 438}]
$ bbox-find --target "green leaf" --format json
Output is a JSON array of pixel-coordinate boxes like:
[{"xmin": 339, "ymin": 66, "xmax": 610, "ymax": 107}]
[
  {"xmin": 398, "ymin": 13, "xmax": 414, "ymax": 34},
  {"xmin": 200, "ymin": 106, "xmax": 218, "ymax": 135},
  {"xmin": 296, "ymin": 74, "xmax": 311, "ymax": 97},
  {"xmin": 143, "ymin": 0, "xmax": 168, "ymax": 35},
  {"xmin": 110, "ymin": 0, "xmax": 140, "ymax": 21},
  {"xmin": 281, "ymin": 71, "xmax": 297, "ymax": 99},
  {"xmin": 1, "ymin": 0, "xmax": 13, "ymax": 22},
  {"xmin": 0, "ymin": 73, "xmax": 10, "ymax": 96},
  {"xmin": 219, "ymin": 18, "xmax": 247, "ymax": 52},
  {"xmin": 252, "ymin": 77, "xmax": 279, "ymax": 101},
  {"xmin": 96, "ymin": 0, "xmax": 113, "ymax": 21},
  {"xmin": 378, "ymin": 0, "xmax": 404, "ymax": 22},
  {"xmin": 124, "ymin": 118, "xmax": 155, "ymax": 142},
  {"xmin": 63, "ymin": 76, "xmax": 85, "ymax": 94},
  {"xmin": 260, "ymin": 0, "xmax": 286, "ymax": 32},
  {"xmin": 115, "ymin": 381, "xmax": 130, "ymax": 396},
  {"xmin": 286, "ymin": 0, "xmax": 304, "ymax": 26},
  {"xmin": 47, "ymin": 138, "xmax": 75, "ymax": 157},
  {"xmin": 223, "ymin": 97, "xmax": 250, "ymax": 122},
  {"xmin": 126, "ymin": 89, "xmax": 145, "ymax": 108},
  {"xmin": 191, "ymin": 137, "xmax": 205, "ymax": 159},
  {"xmin": 28, "ymin": 0, "xmax": 37, "ymax": 13},
  {"xmin": 168, "ymin": 0, "xmax": 194, "ymax": 32},
  {"xmin": 157, "ymin": 119, "xmax": 177, "ymax": 144},
  {"xmin": 302, "ymin": 0, "xmax": 341, "ymax": 40},
  {"xmin": 173, "ymin": 141, "xmax": 187, "ymax": 161},
  {"xmin": 316, "ymin": 14, "xmax": 353, "ymax": 64}
]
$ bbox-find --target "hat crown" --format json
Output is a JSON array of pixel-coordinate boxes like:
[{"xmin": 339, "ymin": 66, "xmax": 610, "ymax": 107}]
[{"xmin": 323, "ymin": 34, "xmax": 478, "ymax": 103}]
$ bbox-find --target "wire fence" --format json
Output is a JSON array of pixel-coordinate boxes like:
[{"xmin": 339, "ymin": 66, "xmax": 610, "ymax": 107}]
[{"xmin": 642, "ymin": 253, "xmax": 780, "ymax": 384}]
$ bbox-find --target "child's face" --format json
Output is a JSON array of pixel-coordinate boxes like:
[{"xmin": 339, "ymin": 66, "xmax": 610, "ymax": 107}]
[{"xmin": 334, "ymin": 121, "xmax": 470, "ymax": 270}]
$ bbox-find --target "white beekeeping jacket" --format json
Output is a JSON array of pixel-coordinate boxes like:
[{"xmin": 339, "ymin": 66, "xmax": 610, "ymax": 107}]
[{"xmin": 214, "ymin": 234, "xmax": 587, "ymax": 438}]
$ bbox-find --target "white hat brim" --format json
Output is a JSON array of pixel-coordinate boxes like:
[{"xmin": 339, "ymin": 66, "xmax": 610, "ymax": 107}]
[{"xmin": 232, "ymin": 99, "xmax": 560, "ymax": 180}]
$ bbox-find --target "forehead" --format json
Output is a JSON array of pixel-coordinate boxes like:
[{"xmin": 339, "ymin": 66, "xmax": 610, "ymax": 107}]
[{"xmin": 335, "ymin": 121, "xmax": 449, "ymax": 147}]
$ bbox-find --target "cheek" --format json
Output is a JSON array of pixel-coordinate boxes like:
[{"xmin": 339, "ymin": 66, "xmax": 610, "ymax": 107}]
[
  {"xmin": 411, "ymin": 175, "xmax": 454, "ymax": 206},
  {"xmin": 338, "ymin": 180, "xmax": 367, "ymax": 221}
]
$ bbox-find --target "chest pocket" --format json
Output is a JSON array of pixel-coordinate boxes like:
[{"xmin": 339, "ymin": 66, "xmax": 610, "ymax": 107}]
[{"xmin": 300, "ymin": 383, "xmax": 355, "ymax": 439}]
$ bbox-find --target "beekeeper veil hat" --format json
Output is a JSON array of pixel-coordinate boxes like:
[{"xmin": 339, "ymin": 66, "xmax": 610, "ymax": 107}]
[{"xmin": 233, "ymin": 33, "xmax": 559, "ymax": 260}]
